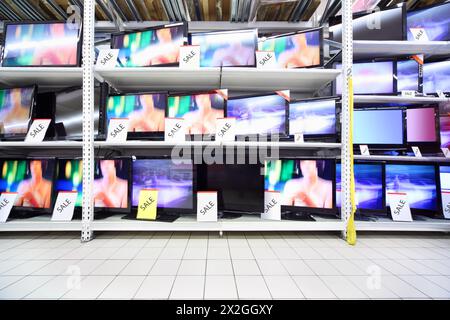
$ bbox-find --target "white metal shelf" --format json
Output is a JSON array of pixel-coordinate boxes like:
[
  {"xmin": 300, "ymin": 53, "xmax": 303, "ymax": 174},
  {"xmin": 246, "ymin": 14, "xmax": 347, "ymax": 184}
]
[
  {"xmin": 354, "ymin": 95, "xmax": 449, "ymax": 104},
  {"xmin": 356, "ymin": 217, "xmax": 450, "ymax": 232},
  {"xmin": 353, "ymin": 155, "xmax": 450, "ymax": 162},
  {"xmin": 0, "ymin": 67, "xmax": 82, "ymax": 89},
  {"xmin": 0, "ymin": 216, "xmax": 82, "ymax": 232},
  {"xmin": 0, "ymin": 141, "xmax": 83, "ymax": 149}
]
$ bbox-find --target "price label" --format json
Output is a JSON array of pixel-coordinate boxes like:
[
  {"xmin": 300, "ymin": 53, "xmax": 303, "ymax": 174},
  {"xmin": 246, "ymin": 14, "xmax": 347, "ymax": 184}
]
[
  {"xmin": 136, "ymin": 189, "xmax": 158, "ymax": 221},
  {"xmin": 96, "ymin": 49, "xmax": 119, "ymax": 68},
  {"xmin": 106, "ymin": 118, "xmax": 129, "ymax": 142},
  {"xmin": 294, "ymin": 133, "xmax": 304, "ymax": 143},
  {"xmin": 179, "ymin": 45, "xmax": 200, "ymax": 69},
  {"xmin": 197, "ymin": 192, "xmax": 218, "ymax": 222},
  {"xmin": 256, "ymin": 51, "xmax": 277, "ymax": 69},
  {"xmin": 410, "ymin": 28, "xmax": 429, "ymax": 41},
  {"xmin": 215, "ymin": 118, "xmax": 236, "ymax": 142},
  {"xmin": 401, "ymin": 90, "xmax": 416, "ymax": 97},
  {"xmin": 262, "ymin": 191, "xmax": 281, "ymax": 221},
  {"xmin": 0, "ymin": 192, "xmax": 17, "ymax": 223},
  {"xmin": 25, "ymin": 119, "xmax": 51, "ymax": 142},
  {"xmin": 442, "ymin": 148, "xmax": 450, "ymax": 158},
  {"xmin": 441, "ymin": 191, "xmax": 450, "ymax": 219},
  {"xmin": 359, "ymin": 145, "xmax": 370, "ymax": 156},
  {"xmin": 52, "ymin": 192, "xmax": 77, "ymax": 221},
  {"xmin": 388, "ymin": 192, "xmax": 413, "ymax": 222},
  {"xmin": 436, "ymin": 90, "xmax": 446, "ymax": 99},
  {"xmin": 165, "ymin": 118, "xmax": 186, "ymax": 142},
  {"xmin": 412, "ymin": 146, "xmax": 422, "ymax": 157}
]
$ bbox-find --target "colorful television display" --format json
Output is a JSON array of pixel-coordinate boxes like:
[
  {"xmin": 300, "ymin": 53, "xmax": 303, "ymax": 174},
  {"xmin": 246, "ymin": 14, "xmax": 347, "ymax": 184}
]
[
  {"xmin": 93, "ymin": 159, "xmax": 130, "ymax": 209},
  {"xmin": 439, "ymin": 165, "xmax": 450, "ymax": 194},
  {"xmin": 407, "ymin": 2, "xmax": 450, "ymax": 41},
  {"xmin": 354, "ymin": 109, "xmax": 404, "ymax": 146},
  {"xmin": 55, "ymin": 159, "xmax": 83, "ymax": 207},
  {"xmin": 406, "ymin": 107, "xmax": 437, "ymax": 143},
  {"xmin": 423, "ymin": 60, "xmax": 450, "ymax": 94},
  {"xmin": 0, "ymin": 87, "xmax": 34, "ymax": 136},
  {"xmin": 440, "ymin": 116, "xmax": 450, "ymax": 148},
  {"xmin": 289, "ymin": 98, "xmax": 336, "ymax": 136},
  {"xmin": 397, "ymin": 60, "xmax": 420, "ymax": 92}
]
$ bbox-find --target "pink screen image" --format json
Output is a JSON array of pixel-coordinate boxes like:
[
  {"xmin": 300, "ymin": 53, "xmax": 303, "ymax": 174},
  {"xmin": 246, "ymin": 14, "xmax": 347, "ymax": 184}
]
[{"xmin": 407, "ymin": 107, "xmax": 437, "ymax": 142}]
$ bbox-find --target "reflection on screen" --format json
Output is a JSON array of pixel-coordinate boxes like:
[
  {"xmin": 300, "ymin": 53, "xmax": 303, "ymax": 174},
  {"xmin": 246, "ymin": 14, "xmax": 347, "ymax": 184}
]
[
  {"xmin": 112, "ymin": 24, "xmax": 186, "ymax": 67},
  {"xmin": 167, "ymin": 92, "xmax": 225, "ymax": 134},
  {"xmin": 3, "ymin": 22, "xmax": 80, "ymax": 67},
  {"xmin": 265, "ymin": 159, "xmax": 334, "ymax": 209},
  {"xmin": 94, "ymin": 160, "xmax": 129, "ymax": 209},
  {"xmin": 55, "ymin": 159, "xmax": 83, "ymax": 207},
  {"xmin": 423, "ymin": 60, "xmax": 450, "ymax": 94},
  {"xmin": 106, "ymin": 93, "xmax": 167, "ymax": 133},
  {"xmin": 227, "ymin": 94, "xmax": 286, "ymax": 135},
  {"xmin": 406, "ymin": 107, "xmax": 437, "ymax": 143},
  {"xmin": 407, "ymin": 2, "xmax": 450, "ymax": 41},
  {"xmin": 354, "ymin": 109, "xmax": 403, "ymax": 145},
  {"xmin": 439, "ymin": 165, "xmax": 450, "ymax": 193},
  {"xmin": 0, "ymin": 87, "xmax": 33, "ymax": 135},
  {"xmin": 386, "ymin": 164, "xmax": 437, "ymax": 211},
  {"xmin": 440, "ymin": 116, "xmax": 450, "ymax": 148},
  {"xmin": 132, "ymin": 159, "xmax": 193, "ymax": 209},
  {"xmin": 191, "ymin": 29, "xmax": 257, "ymax": 67},
  {"xmin": 336, "ymin": 163, "xmax": 384, "ymax": 210},
  {"xmin": 258, "ymin": 29, "xmax": 321, "ymax": 68},
  {"xmin": 289, "ymin": 99, "xmax": 336, "ymax": 136},
  {"xmin": 397, "ymin": 60, "xmax": 419, "ymax": 92}
]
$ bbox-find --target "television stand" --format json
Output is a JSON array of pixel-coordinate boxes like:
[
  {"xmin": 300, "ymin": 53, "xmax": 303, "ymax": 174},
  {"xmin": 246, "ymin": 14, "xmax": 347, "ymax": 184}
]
[{"xmin": 282, "ymin": 211, "xmax": 315, "ymax": 221}]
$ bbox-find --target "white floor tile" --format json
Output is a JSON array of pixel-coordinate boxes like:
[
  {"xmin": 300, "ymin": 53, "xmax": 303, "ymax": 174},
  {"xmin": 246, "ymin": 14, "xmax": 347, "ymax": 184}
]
[
  {"xmin": 0, "ymin": 260, "xmax": 26, "ymax": 274},
  {"xmin": 206, "ymin": 260, "xmax": 233, "ymax": 275},
  {"xmin": 230, "ymin": 247, "xmax": 254, "ymax": 260},
  {"xmin": 32, "ymin": 260, "xmax": 81, "ymax": 276},
  {"xmin": 320, "ymin": 276, "xmax": 368, "ymax": 299},
  {"xmin": 315, "ymin": 248, "xmax": 345, "ymax": 260},
  {"xmin": 424, "ymin": 276, "xmax": 450, "ymax": 292},
  {"xmin": 235, "ymin": 276, "xmax": 271, "ymax": 299},
  {"xmin": 207, "ymin": 247, "xmax": 230, "ymax": 260},
  {"xmin": 381, "ymin": 275, "xmax": 427, "ymax": 298},
  {"xmin": 281, "ymin": 260, "xmax": 315, "ymax": 276},
  {"xmin": 62, "ymin": 276, "xmax": 114, "ymax": 299},
  {"xmin": 418, "ymin": 260, "xmax": 450, "ymax": 275},
  {"xmin": 35, "ymin": 248, "xmax": 74, "ymax": 260},
  {"xmin": 273, "ymin": 247, "xmax": 300, "ymax": 260},
  {"xmin": 2, "ymin": 260, "xmax": 52, "ymax": 276},
  {"xmin": 396, "ymin": 260, "xmax": 442, "ymax": 275},
  {"xmin": 25, "ymin": 276, "xmax": 71, "ymax": 299},
  {"xmin": 120, "ymin": 260, "xmax": 155, "ymax": 276},
  {"xmin": 399, "ymin": 275, "xmax": 450, "ymax": 299},
  {"xmin": 294, "ymin": 248, "xmax": 322, "ymax": 259},
  {"xmin": 183, "ymin": 247, "xmax": 207, "ymax": 260},
  {"xmin": 90, "ymin": 260, "xmax": 129, "ymax": 276},
  {"xmin": 134, "ymin": 276, "xmax": 175, "ymax": 299},
  {"xmin": 149, "ymin": 260, "xmax": 181, "ymax": 276},
  {"xmin": 372, "ymin": 259, "xmax": 416, "ymax": 275},
  {"xmin": 257, "ymin": 260, "xmax": 288, "ymax": 276},
  {"xmin": 204, "ymin": 276, "xmax": 238, "ymax": 299},
  {"xmin": 232, "ymin": 260, "xmax": 261, "ymax": 276},
  {"xmin": 0, "ymin": 276, "xmax": 23, "ymax": 290},
  {"xmin": 159, "ymin": 247, "xmax": 186, "ymax": 260},
  {"xmin": 292, "ymin": 276, "xmax": 336, "ymax": 299},
  {"xmin": 178, "ymin": 260, "xmax": 206, "ymax": 275},
  {"xmin": 305, "ymin": 260, "xmax": 341, "ymax": 276},
  {"xmin": 135, "ymin": 247, "xmax": 163, "ymax": 260},
  {"xmin": 264, "ymin": 275, "xmax": 304, "ymax": 299},
  {"xmin": 251, "ymin": 247, "xmax": 278, "ymax": 260},
  {"xmin": 74, "ymin": 260, "xmax": 105, "ymax": 276},
  {"xmin": 170, "ymin": 276, "xmax": 204, "ymax": 299},
  {"xmin": 327, "ymin": 260, "xmax": 366, "ymax": 276},
  {"xmin": 208, "ymin": 238, "xmax": 229, "ymax": 248},
  {"xmin": 347, "ymin": 276, "xmax": 398, "ymax": 299},
  {"xmin": 99, "ymin": 276, "xmax": 144, "ymax": 299},
  {"xmin": 0, "ymin": 276, "xmax": 53, "ymax": 299},
  {"xmin": 110, "ymin": 247, "xmax": 141, "ymax": 260},
  {"xmin": 61, "ymin": 247, "xmax": 97, "ymax": 260}
]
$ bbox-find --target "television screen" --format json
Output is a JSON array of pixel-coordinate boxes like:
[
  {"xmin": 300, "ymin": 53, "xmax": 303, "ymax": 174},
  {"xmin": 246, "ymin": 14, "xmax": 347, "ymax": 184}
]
[
  {"xmin": 439, "ymin": 165, "xmax": 450, "ymax": 193},
  {"xmin": 0, "ymin": 159, "xmax": 55, "ymax": 209},
  {"xmin": 0, "ymin": 87, "xmax": 34, "ymax": 135},
  {"xmin": 407, "ymin": 2, "xmax": 450, "ymax": 41},
  {"xmin": 190, "ymin": 29, "xmax": 257, "ymax": 67},
  {"xmin": 258, "ymin": 29, "xmax": 322, "ymax": 68},
  {"xmin": 55, "ymin": 159, "xmax": 83, "ymax": 207},
  {"xmin": 397, "ymin": 60, "xmax": 420, "ymax": 92},
  {"xmin": 94, "ymin": 159, "xmax": 130, "ymax": 209},
  {"xmin": 289, "ymin": 98, "xmax": 336, "ymax": 136},
  {"xmin": 106, "ymin": 93, "xmax": 167, "ymax": 134},
  {"xmin": 423, "ymin": 60, "xmax": 450, "ymax": 94},
  {"xmin": 265, "ymin": 159, "xmax": 334, "ymax": 209},
  {"xmin": 440, "ymin": 116, "xmax": 450, "ymax": 148},
  {"xmin": 336, "ymin": 163, "xmax": 384, "ymax": 211},
  {"xmin": 226, "ymin": 93, "xmax": 287, "ymax": 136},
  {"xmin": 406, "ymin": 107, "xmax": 437, "ymax": 143},
  {"xmin": 386, "ymin": 163, "xmax": 437, "ymax": 211},
  {"xmin": 111, "ymin": 23, "xmax": 186, "ymax": 67},
  {"xmin": 2, "ymin": 22, "xmax": 81, "ymax": 67},
  {"xmin": 354, "ymin": 109, "xmax": 404, "ymax": 145},
  {"xmin": 132, "ymin": 159, "xmax": 194, "ymax": 210},
  {"xmin": 335, "ymin": 61, "xmax": 395, "ymax": 95},
  {"xmin": 167, "ymin": 91, "xmax": 225, "ymax": 134}
]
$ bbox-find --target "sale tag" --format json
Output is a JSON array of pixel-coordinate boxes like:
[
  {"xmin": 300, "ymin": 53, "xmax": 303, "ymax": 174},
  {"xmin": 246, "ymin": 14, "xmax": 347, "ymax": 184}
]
[
  {"xmin": 410, "ymin": 28, "xmax": 429, "ymax": 41},
  {"xmin": 412, "ymin": 146, "xmax": 422, "ymax": 157},
  {"xmin": 359, "ymin": 145, "xmax": 370, "ymax": 156},
  {"xmin": 197, "ymin": 192, "xmax": 218, "ymax": 222},
  {"xmin": 0, "ymin": 192, "xmax": 17, "ymax": 223},
  {"xmin": 51, "ymin": 192, "xmax": 78, "ymax": 222},
  {"xmin": 388, "ymin": 192, "xmax": 413, "ymax": 222},
  {"xmin": 107, "ymin": 118, "xmax": 129, "ymax": 142},
  {"xmin": 441, "ymin": 192, "xmax": 450, "ymax": 219},
  {"xmin": 25, "ymin": 119, "xmax": 51, "ymax": 142},
  {"xmin": 436, "ymin": 90, "xmax": 446, "ymax": 99},
  {"xmin": 165, "ymin": 118, "xmax": 186, "ymax": 142},
  {"xmin": 136, "ymin": 189, "xmax": 158, "ymax": 221},
  {"xmin": 262, "ymin": 191, "xmax": 281, "ymax": 221},
  {"xmin": 442, "ymin": 148, "xmax": 450, "ymax": 158},
  {"xmin": 256, "ymin": 51, "xmax": 277, "ymax": 69},
  {"xmin": 215, "ymin": 118, "xmax": 236, "ymax": 142},
  {"xmin": 401, "ymin": 90, "xmax": 416, "ymax": 97},
  {"xmin": 294, "ymin": 133, "xmax": 304, "ymax": 143},
  {"xmin": 179, "ymin": 45, "xmax": 200, "ymax": 69},
  {"xmin": 96, "ymin": 49, "xmax": 119, "ymax": 68}
]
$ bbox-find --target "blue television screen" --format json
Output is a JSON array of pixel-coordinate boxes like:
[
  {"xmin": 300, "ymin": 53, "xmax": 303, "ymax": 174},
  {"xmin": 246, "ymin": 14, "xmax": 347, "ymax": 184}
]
[
  {"xmin": 354, "ymin": 109, "xmax": 404, "ymax": 145},
  {"xmin": 386, "ymin": 164, "xmax": 437, "ymax": 211},
  {"xmin": 423, "ymin": 60, "xmax": 450, "ymax": 94},
  {"xmin": 336, "ymin": 163, "xmax": 384, "ymax": 210},
  {"xmin": 407, "ymin": 2, "xmax": 450, "ymax": 41},
  {"xmin": 397, "ymin": 60, "xmax": 420, "ymax": 92},
  {"xmin": 439, "ymin": 165, "xmax": 450, "ymax": 194},
  {"xmin": 289, "ymin": 99, "xmax": 336, "ymax": 136}
]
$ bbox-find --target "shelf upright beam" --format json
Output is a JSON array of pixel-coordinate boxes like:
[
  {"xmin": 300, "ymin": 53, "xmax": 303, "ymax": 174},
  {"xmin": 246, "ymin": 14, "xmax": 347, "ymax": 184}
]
[
  {"xmin": 340, "ymin": 0, "xmax": 354, "ymax": 241},
  {"xmin": 81, "ymin": 0, "xmax": 96, "ymax": 242}
]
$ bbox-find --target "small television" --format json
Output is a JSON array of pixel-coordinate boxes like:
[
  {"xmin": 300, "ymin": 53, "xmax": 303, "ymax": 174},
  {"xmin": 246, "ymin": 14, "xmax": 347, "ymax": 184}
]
[
  {"xmin": 131, "ymin": 157, "xmax": 195, "ymax": 214},
  {"xmin": 440, "ymin": 115, "xmax": 450, "ymax": 149},
  {"xmin": 167, "ymin": 90, "xmax": 226, "ymax": 136},
  {"xmin": 264, "ymin": 158, "xmax": 336, "ymax": 216},
  {"xmin": 336, "ymin": 162, "xmax": 386, "ymax": 213},
  {"xmin": 385, "ymin": 162, "xmax": 439, "ymax": 215},
  {"xmin": 335, "ymin": 60, "xmax": 396, "ymax": 95},
  {"xmin": 258, "ymin": 28, "xmax": 323, "ymax": 69},
  {"xmin": 55, "ymin": 158, "xmax": 83, "ymax": 208},
  {"xmin": 407, "ymin": 1, "xmax": 450, "ymax": 41},
  {"xmin": 111, "ymin": 22, "xmax": 187, "ymax": 67},
  {"xmin": 423, "ymin": 60, "xmax": 450, "ymax": 95},
  {"xmin": 406, "ymin": 106, "xmax": 439, "ymax": 146},
  {"xmin": 0, "ymin": 158, "xmax": 56, "ymax": 214},
  {"xmin": 354, "ymin": 108, "xmax": 405, "ymax": 148},
  {"xmin": 288, "ymin": 97, "xmax": 338, "ymax": 140},
  {"xmin": 439, "ymin": 165, "xmax": 450, "ymax": 216},
  {"xmin": 2, "ymin": 21, "xmax": 82, "ymax": 67},
  {"xmin": 105, "ymin": 92, "xmax": 167, "ymax": 139},
  {"xmin": 0, "ymin": 86, "xmax": 36, "ymax": 139},
  {"xmin": 226, "ymin": 92, "xmax": 288, "ymax": 137},
  {"xmin": 397, "ymin": 59, "xmax": 421, "ymax": 93},
  {"xmin": 189, "ymin": 29, "xmax": 257, "ymax": 67}
]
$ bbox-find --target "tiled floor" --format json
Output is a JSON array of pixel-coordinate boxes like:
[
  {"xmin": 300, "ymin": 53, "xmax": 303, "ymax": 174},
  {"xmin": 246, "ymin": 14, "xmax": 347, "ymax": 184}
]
[{"xmin": 0, "ymin": 231, "xmax": 449, "ymax": 300}]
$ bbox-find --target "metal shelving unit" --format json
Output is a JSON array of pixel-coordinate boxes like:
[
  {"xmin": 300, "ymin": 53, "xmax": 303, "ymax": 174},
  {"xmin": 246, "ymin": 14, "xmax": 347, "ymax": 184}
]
[
  {"xmin": 354, "ymin": 95, "xmax": 449, "ymax": 104},
  {"xmin": 0, "ymin": 67, "xmax": 82, "ymax": 88}
]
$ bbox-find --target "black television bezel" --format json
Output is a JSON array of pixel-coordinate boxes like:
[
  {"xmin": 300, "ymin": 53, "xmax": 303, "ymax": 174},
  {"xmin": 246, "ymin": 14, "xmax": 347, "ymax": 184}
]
[
  {"xmin": 288, "ymin": 96, "xmax": 339, "ymax": 142},
  {"xmin": 110, "ymin": 22, "xmax": 188, "ymax": 68},
  {"xmin": 406, "ymin": 0, "xmax": 450, "ymax": 42},
  {"xmin": 385, "ymin": 160, "xmax": 442, "ymax": 217},
  {"xmin": 257, "ymin": 27, "xmax": 324, "ymax": 69},
  {"xmin": 264, "ymin": 157, "xmax": 338, "ymax": 216},
  {"xmin": 422, "ymin": 59, "xmax": 450, "ymax": 96},
  {"xmin": 396, "ymin": 58, "xmax": 422, "ymax": 94},
  {"xmin": 225, "ymin": 91, "xmax": 289, "ymax": 138},
  {"xmin": 0, "ymin": 85, "xmax": 37, "ymax": 141},
  {"xmin": 406, "ymin": 104, "xmax": 440, "ymax": 149},
  {"xmin": 1, "ymin": 20, "xmax": 82, "ymax": 68},
  {"xmin": 188, "ymin": 28, "xmax": 258, "ymax": 68},
  {"xmin": 131, "ymin": 155, "xmax": 197, "ymax": 215}
]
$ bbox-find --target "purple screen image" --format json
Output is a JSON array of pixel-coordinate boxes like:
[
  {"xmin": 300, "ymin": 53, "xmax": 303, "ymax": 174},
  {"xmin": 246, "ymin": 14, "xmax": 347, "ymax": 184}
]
[
  {"xmin": 407, "ymin": 2, "xmax": 450, "ymax": 41},
  {"xmin": 289, "ymin": 99, "xmax": 336, "ymax": 136},
  {"xmin": 423, "ymin": 60, "xmax": 450, "ymax": 94},
  {"xmin": 406, "ymin": 107, "xmax": 437, "ymax": 143},
  {"xmin": 397, "ymin": 60, "xmax": 419, "ymax": 92},
  {"xmin": 440, "ymin": 116, "xmax": 450, "ymax": 148},
  {"xmin": 354, "ymin": 109, "xmax": 404, "ymax": 145}
]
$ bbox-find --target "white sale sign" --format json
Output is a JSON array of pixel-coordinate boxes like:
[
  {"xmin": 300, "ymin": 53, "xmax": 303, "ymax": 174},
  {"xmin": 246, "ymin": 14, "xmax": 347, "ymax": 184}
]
[
  {"xmin": 197, "ymin": 192, "xmax": 218, "ymax": 222},
  {"xmin": 25, "ymin": 119, "xmax": 51, "ymax": 142},
  {"xmin": 359, "ymin": 145, "xmax": 370, "ymax": 156},
  {"xmin": 179, "ymin": 45, "xmax": 200, "ymax": 69},
  {"xmin": 0, "ymin": 192, "xmax": 18, "ymax": 223},
  {"xmin": 256, "ymin": 51, "xmax": 277, "ymax": 69},
  {"xmin": 410, "ymin": 28, "xmax": 429, "ymax": 41},
  {"xmin": 388, "ymin": 192, "xmax": 413, "ymax": 222},
  {"xmin": 107, "ymin": 118, "xmax": 129, "ymax": 142},
  {"xmin": 441, "ymin": 192, "xmax": 450, "ymax": 219},
  {"xmin": 215, "ymin": 118, "xmax": 236, "ymax": 142},
  {"xmin": 262, "ymin": 191, "xmax": 281, "ymax": 221},
  {"xmin": 96, "ymin": 49, "xmax": 119, "ymax": 68},
  {"xmin": 52, "ymin": 192, "xmax": 78, "ymax": 221},
  {"xmin": 165, "ymin": 118, "xmax": 186, "ymax": 142}
]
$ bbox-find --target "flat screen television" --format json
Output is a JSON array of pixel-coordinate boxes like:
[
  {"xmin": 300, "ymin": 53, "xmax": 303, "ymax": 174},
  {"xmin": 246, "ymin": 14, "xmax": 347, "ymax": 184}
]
[
  {"xmin": 397, "ymin": 59, "xmax": 421, "ymax": 93},
  {"xmin": 258, "ymin": 28, "xmax": 323, "ymax": 69},
  {"xmin": 336, "ymin": 162, "xmax": 385, "ymax": 213},
  {"xmin": 0, "ymin": 158, "xmax": 56, "ymax": 212},
  {"xmin": 385, "ymin": 162, "xmax": 439, "ymax": 215},
  {"xmin": 2, "ymin": 21, "xmax": 82, "ymax": 67},
  {"xmin": 407, "ymin": 1, "xmax": 450, "ymax": 41},
  {"xmin": 406, "ymin": 106, "xmax": 439, "ymax": 145},
  {"xmin": 440, "ymin": 115, "xmax": 450, "ymax": 148},
  {"xmin": 439, "ymin": 165, "xmax": 450, "ymax": 209},
  {"xmin": 226, "ymin": 92, "xmax": 288, "ymax": 137},
  {"xmin": 189, "ymin": 29, "xmax": 257, "ymax": 67},
  {"xmin": 423, "ymin": 60, "xmax": 450, "ymax": 95},
  {"xmin": 353, "ymin": 108, "xmax": 405, "ymax": 148},
  {"xmin": 0, "ymin": 86, "xmax": 36, "ymax": 139},
  {"xmin": 264, "ymin": 158, "xmax": 336, "ymax": 215},
  {"xmin": 131, "ymin": 158, "xmax": 195, "ymax": 214},
  {"xmin": 111, "ymin": 22, "xmax": 187, "ymax": 67},
  {"xmin": 55, "ymin": 158, "xmax": 83, "ymax": 208},
  {"xmin": 288, "ymin": 97, "xmax": 337, "ymax": 140},
  {"xmin": 106, "ymin": 92, "xmax": 167, "ymax": 139},
  {"xmin": 167, "ymin": 90, "xmax": 226, "ymax": 135},
  {"xmin": 335, "ymin": 61, "xmax": 396, "ymax": 95}
]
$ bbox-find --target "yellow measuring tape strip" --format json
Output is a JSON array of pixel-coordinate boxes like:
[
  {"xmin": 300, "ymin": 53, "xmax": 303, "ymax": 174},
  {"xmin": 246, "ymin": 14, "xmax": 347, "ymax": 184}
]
[{"xmin": 346, "ymin": 77, "xmax": 357, "ymax": 245}]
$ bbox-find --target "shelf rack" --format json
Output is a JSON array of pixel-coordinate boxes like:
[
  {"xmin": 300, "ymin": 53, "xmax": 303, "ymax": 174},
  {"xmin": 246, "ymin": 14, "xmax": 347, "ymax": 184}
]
[{"xmin": 0, "ymin": 67, "xmax": 83, "ymax": 89}]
